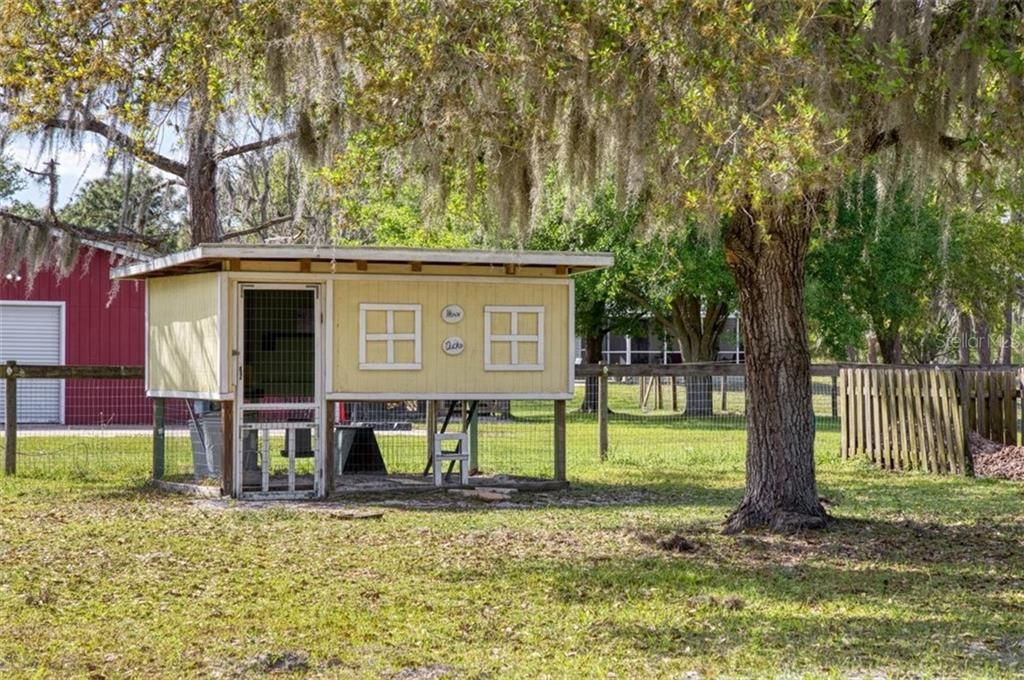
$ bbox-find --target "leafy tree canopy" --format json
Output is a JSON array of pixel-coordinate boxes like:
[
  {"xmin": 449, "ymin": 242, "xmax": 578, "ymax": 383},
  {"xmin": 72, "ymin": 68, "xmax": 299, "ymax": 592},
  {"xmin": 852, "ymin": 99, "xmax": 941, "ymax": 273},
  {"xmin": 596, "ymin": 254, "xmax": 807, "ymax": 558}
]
[{"xmin": 807, "ymin": 172, "xmax": 945, "ymax": 363}]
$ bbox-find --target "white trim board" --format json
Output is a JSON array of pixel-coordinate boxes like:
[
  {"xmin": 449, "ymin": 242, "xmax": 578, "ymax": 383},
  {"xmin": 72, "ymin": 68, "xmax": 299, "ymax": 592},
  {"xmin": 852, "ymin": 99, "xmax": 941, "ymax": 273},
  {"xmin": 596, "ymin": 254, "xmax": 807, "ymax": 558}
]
[
  {"xmin": 224, "ymin": 272, "xmax": 574, "ymax": 286},
  {"xmin": 567, "ymin": 278, "xmax": 576, "ymax": 396},
  {"xmin": 112, "ymin": 244, "xmax": 613, "ymax": 279},
  {"xmin": 327, "ymin": 392, "xmax": 574, "ymax": 401},
  {"xmin": 147, "ymin": 390, "xmax": 235, "ymax": 400},
  {"xmin": 217, "ymin": 272, "xmax": 229, "ymax": 395}
]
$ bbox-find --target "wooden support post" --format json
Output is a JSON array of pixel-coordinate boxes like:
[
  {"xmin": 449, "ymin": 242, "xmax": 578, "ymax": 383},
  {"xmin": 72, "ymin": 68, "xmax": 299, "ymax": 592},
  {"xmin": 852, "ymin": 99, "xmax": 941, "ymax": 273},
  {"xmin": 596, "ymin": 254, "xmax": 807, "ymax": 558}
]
[
  {"xmin": 554, "ymin": 400, "xmax": 567, "ymax": 482},
  {"xmin": 1019, "ymin": 368, "xmax": 1024, "ymax": 445},
  {"xmin": 466, "ymin": 401, "xmax": 479, "ymax": 474},
  {"xmin": 655, "ymin": 376, "xmax": 663, "ymax": 410},
  {"xmin": 720, "ymin": 375, "xmax": 727, "ymax": 412},
  {"xmin": 598, "ymin": 364, "xmax": 609, "ymax": 462},
  {"xmin": 831, "ymin": 375, "xmax": 838, "ymax": 418},
  {"xmin": 324, "ymin": 401, "xmax": 336, "ymax": 495},
  {"xmin": 671, "ymin": 377, "xmax": 678, "ymax": 412},
  {"xmin": 838, "ymin": 370, "xmax": 848, "ymax": 458},
  {"xmin": 4, "ymin": 361, "xmax": 16, "ymax": 476},
  {"xmin": 956, "ymin": 369, "xmax": 974, "ymax": 477},
  {"xmin": 152, "ymin": 398, "xmax": 165, "ymax": 480},
  {"xmin": 426, "ymin": 400, "xmax": 438, "ymax": 467},
  {"xmin": 221, "ymin": 401, "xmax": 234, "ymax": 497}
]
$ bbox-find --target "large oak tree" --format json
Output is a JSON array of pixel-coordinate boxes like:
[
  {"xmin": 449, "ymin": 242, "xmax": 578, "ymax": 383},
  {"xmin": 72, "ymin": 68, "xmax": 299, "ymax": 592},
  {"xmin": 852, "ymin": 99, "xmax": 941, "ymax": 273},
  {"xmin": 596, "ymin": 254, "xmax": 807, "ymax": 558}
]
[
  {"xmin": 272, "ymin": 1, "xmax": 1024, "ymax": 531},
  {"xmin": 0, "ymin": 0, "xmax": 298, "ymax": 265}
]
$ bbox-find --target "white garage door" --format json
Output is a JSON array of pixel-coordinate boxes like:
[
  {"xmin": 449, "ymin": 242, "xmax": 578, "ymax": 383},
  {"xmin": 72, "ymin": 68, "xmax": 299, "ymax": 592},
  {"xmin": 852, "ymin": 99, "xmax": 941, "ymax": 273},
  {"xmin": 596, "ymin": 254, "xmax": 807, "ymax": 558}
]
[{"xmin": 0, "ymin": 303, "xmax": 64, "ymax": 424}]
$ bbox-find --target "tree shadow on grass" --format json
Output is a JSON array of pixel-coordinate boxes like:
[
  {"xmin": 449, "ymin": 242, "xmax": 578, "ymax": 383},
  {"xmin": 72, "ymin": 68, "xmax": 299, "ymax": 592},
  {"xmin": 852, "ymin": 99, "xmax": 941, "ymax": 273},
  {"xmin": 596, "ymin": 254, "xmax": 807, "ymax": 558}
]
[
  {"xmin": 530, "ymin": 516, "xmax": 1024, "ymax": 674},
  {"xmin": 315, "ymin": 474, "xmax": 746, "ymax": 515}
]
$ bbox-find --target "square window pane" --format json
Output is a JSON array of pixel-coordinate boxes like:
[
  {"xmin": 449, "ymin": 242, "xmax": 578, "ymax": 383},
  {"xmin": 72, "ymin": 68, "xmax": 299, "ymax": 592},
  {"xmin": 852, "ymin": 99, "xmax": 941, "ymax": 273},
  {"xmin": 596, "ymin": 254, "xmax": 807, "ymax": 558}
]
[
  {"xmin": 490, "ymin": 341, "xmax": 511, "ymax": 365},
  {"xmin": 365, "ymin": 340, "xmax": 388, "ymax": 364},
  {"xmin": 364, "ymin": 310, "xmax": 387, "ymax": 333},
  {"xmin": 489, "ymin": 312, "xmax": 511, "ymax": 335},
  {"xmin": 517, "ymin": 312, "xmax": 538, "ymax": 335},
  {"xmin": 393, "ymin": 339, "xmax": 417, "ymax": 364},
  {"xmin": 392, "ymin": 310, "xmax": 417, "ymax": 334},
  {"xmin": 518, "ymin": 341, "xmax": 538, "ymax": 366}
]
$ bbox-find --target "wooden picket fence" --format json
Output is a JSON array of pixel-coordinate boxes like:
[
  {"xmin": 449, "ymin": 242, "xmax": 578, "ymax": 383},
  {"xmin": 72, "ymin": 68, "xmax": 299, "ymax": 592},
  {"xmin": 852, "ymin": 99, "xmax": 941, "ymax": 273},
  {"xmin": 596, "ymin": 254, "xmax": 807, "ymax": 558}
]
[
  {"xmin": 838, "ymin": 367, "xmax": 1020, "ymax": 476},
  {"xmin": 961, "ymin": 369, "xmax": 1020, "ymax": 445}
]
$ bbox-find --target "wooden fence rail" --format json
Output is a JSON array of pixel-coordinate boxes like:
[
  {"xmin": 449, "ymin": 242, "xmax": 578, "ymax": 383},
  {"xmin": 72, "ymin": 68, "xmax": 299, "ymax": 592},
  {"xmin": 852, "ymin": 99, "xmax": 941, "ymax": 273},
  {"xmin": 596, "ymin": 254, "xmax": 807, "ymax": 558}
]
[{"xmin": 2, "ymin": 362, "xmax": 147, "ymax": 476}]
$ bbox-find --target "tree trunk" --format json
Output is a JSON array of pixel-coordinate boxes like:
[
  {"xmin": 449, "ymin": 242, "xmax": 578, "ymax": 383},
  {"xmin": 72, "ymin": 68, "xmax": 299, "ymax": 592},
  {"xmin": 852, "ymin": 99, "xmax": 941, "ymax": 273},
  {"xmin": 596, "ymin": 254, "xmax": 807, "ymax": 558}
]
[
  {"xmin": 867, "ymin": 333, "xmax": 879, "ymax": 364},
  {"xmin": 975, "ymin": 316, "xmax": 991, "ymax": 366},
  {"xmin": 723, "ymin": 204, "xmax": 826, "ymax": 533},
  {"xmin": 667, "ymin": 296, "xmax": 729, "ymax": 417},
  {"xmin": 876, "ymin": 330, "xmax": 902, "ymax": 364},
  {"xmin": 683, "ymin": 375, "xmax": 714, "ymax": 417},
  {"xmin": 958, "ymin": 312, "xmax": 972, "ymax": 364},
  {"xmin": 579, "ymin": 333, "xmax": 604, "ymax": 413},
  {"xmin": 1001, "ymin": 300, "xmax": 1013, "ymax": 365},
  {"xmin": 185, "ymin": 94, "xmax": 221, "ymax": 245}
]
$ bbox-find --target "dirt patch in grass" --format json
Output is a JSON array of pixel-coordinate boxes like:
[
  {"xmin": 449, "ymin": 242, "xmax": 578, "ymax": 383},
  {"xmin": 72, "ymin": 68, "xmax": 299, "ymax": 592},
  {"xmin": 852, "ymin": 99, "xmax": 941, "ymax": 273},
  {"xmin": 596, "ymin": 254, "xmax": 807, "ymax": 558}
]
[
  {"xmin": 237, "ymin": 651, "xmax": 309, "ymax": 675},
  {"xmin": 190, "ymin": 486, "xmax": 661, "ymax": 513},
  {"xmin": 392, "ymin": 664, "xmax": 455, "ymax": 679},
  {"xmin": 634, "ymin": 530, "xmax": 701, "ymax": 553}
]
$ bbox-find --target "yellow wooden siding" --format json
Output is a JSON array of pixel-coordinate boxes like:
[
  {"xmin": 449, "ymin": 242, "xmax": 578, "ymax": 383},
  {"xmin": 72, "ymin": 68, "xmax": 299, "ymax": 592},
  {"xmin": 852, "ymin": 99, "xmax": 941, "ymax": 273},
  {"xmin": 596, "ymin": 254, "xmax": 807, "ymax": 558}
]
[
  {"xmin": 147, "ymin": 273, "xmax": 221, "ymax": 394},
  {"xmin": 331, "ymin": 278, "xmax": 571, "ymax": 396}
]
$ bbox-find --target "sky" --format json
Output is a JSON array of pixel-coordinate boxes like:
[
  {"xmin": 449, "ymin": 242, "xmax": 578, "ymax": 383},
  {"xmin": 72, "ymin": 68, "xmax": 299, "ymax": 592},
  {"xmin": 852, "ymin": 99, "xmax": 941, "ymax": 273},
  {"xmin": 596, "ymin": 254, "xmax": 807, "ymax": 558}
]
[{"xmin": 4, "ymin": 123, "xmax": 185, "ymax": 209}]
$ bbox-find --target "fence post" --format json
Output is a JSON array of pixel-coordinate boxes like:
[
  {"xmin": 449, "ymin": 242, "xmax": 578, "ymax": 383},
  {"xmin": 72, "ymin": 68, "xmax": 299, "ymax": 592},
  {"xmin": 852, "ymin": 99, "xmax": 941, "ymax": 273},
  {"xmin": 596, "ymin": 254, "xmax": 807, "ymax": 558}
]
[
  {"xmin": 4, "ymin": 361, "xmax": 16, "ymax": 476},
  {"xmin": 152, "ymin": 397, "xmax": 165, "ymax": 480},
  {"xmin": 598, "ymin": 364, "xmax": 609, "ymax": 461},
  {"xmin": 956, "ymin": 369, "xmax": 974, "ymax": 477},
  {"xmin": 720, "ymin": 375, "xmax": 727, "ymax": 412},
  {"xmin": 554, "ymin": 400, "xmax": 567, "ymax": 482},
  {"xmin": 831, "ymin": 375, "xmax": 838, "ymax": 418}
]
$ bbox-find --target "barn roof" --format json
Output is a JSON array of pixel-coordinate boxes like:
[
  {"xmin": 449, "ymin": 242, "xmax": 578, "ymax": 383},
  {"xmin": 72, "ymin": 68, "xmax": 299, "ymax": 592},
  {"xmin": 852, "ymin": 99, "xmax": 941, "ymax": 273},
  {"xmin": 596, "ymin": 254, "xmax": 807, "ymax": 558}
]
[{"xmin": 111, "ymin": 243, "xmax": 614, "ymax": 279}]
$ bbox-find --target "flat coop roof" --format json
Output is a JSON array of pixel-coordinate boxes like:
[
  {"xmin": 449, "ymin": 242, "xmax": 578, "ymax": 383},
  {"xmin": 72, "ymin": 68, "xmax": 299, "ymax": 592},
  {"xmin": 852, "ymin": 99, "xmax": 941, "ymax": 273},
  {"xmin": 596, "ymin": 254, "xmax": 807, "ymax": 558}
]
[{"xmin": 111, "ymin": 244, "xmax": 614, "ymax": 279}]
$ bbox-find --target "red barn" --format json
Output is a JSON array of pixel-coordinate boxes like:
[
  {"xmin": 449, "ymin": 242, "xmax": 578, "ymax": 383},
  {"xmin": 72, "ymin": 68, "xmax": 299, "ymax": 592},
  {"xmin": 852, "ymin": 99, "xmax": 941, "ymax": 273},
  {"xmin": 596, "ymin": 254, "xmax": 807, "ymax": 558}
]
[{"xmin": 0, "ymin": 239, "xmax": 150, "ymax": 425}]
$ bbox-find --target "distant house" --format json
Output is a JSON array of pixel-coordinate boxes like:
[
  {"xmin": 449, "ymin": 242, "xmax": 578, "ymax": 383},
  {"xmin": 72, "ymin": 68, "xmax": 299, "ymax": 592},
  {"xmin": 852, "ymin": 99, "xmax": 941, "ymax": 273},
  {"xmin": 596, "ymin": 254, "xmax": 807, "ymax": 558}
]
[
  {"xmin": 0, "ymin": 238, "xmax": 148, "ymax": 424},
  {"xmin": 576, "ymin": 315, "xmax": 744, "ymax": 365}
]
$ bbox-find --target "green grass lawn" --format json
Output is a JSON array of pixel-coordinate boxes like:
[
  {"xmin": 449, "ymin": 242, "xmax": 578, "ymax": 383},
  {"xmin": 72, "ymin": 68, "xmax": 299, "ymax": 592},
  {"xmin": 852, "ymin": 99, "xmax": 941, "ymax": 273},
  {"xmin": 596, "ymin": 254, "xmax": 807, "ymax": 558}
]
[{"xmin": 1, "ymin": 386, "xmax": 1023, "ymax": 678}]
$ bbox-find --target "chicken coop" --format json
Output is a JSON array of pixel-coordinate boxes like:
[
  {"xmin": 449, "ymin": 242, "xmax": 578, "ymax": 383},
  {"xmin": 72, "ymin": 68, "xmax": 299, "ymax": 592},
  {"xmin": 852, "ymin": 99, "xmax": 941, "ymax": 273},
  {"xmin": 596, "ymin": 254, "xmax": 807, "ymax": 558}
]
[{"xmin": 113, "ymin": 245, "xmax": 612, "ymax": 499}]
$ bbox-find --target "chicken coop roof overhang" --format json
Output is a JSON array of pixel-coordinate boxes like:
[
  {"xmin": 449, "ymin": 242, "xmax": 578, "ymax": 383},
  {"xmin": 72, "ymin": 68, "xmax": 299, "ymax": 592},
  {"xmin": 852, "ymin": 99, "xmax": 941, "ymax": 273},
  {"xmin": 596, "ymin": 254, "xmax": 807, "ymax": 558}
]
[{"xmin": 111, "ymin": 244, "xmax": 614, "ymax": 280}]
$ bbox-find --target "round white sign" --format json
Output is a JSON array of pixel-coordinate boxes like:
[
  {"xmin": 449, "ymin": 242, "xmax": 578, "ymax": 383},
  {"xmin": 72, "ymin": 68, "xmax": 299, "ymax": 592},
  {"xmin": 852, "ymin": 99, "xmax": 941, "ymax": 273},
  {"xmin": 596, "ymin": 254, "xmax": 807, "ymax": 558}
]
[
  {"xmin": 441, "ymin": 304, "xmax": 464, "ymax": 324},
  {"xmin": 442, "ymin": 336, "xmax": 465, "ymax": 356}
]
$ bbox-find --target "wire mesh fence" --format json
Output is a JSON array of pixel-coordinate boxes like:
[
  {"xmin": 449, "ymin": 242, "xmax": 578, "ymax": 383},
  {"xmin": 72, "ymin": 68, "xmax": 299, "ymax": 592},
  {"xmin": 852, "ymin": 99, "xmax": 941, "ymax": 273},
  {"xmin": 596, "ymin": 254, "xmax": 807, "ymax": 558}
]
[
  {"xmin": 0, "ymin": 366, "xmax": 194, "ymax": 483},
  {"xmin": 563, "ymin": 373, "xmax": 841, "ymax": 470},
  {"xmin": 335, "ymin": 400, "xmax": 554, "ymax": 480},
  {"xmin": 3, "ymin": 362, "xmax": 850, "ymax": 490}
]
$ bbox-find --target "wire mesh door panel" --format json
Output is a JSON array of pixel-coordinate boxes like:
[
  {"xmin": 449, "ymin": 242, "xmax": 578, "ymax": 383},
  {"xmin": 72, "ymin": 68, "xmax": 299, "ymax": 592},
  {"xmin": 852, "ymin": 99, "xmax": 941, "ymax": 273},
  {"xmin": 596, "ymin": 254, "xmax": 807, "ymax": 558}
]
[{"xmin": 236, "ymin": 285, "xmax": 322, "ymax": 498}]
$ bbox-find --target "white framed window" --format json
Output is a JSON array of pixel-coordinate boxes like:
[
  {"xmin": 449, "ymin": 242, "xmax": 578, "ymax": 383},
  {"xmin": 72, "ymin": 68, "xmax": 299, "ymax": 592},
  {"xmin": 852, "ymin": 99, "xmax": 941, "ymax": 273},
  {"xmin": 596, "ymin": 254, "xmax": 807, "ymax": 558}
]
[
  {"xmin": 484, "ymin": 305, "xmax": 544, "ymax": 371},
  {"xmin": 359, "ymin": 303, "xmax": 422, "ymax": 370}
]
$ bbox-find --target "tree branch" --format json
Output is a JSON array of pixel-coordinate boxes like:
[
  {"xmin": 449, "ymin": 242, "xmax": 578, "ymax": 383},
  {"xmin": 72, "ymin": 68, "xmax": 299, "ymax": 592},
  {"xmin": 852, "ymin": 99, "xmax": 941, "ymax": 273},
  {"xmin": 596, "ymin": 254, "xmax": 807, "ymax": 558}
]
[
  {"xmin": 217, "ymin": 215, "xmax": 291, "ymax": 242},
  {"xmin": 620, "ymin": 285, "xmax": 675, "ymax": 332},
  {"xmin": 42, "ymin": 114, "xmax": 188, "ymax": 177},
  {"xmin": 215, "ymin": 131, "xmax": 298, "ymax": 162},
  {"xmin": 866, "ymin": 128, "xmax": 968, "ymax": 154},
  {"xmin": 0, "ymin": 210, "xmax": 167, "ymax": 250}
]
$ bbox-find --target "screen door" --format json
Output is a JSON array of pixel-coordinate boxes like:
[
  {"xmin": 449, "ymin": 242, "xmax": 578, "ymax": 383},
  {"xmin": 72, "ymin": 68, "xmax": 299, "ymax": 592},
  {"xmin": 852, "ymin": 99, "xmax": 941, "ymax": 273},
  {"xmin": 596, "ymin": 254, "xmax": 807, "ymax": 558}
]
[{"xmin": 235, "ymin": 284, "xmax": 323, "ymax": 498}]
